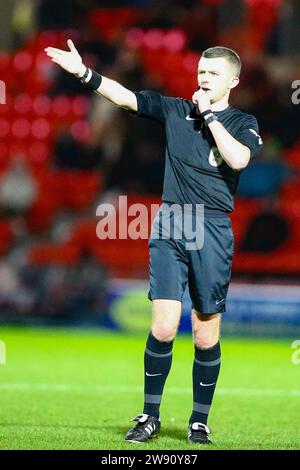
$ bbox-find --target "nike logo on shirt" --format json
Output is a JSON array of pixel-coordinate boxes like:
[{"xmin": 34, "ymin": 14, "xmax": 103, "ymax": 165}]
[
  {"xmin": 200, "ymin": 382, "xmax": 216, "ymax": 387},
  {"xmin": 146, "ymin": 372, "xmax": 163, "ymax": 377},
  {"xmin": 185, "ymin": 115, "xmax": 201, "ymax": 120}
]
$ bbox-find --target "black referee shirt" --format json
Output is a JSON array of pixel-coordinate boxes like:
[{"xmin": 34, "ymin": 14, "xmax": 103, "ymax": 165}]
[{"xmin": 131, "ymin": 91, "xmax": 262, "ymax": 212}]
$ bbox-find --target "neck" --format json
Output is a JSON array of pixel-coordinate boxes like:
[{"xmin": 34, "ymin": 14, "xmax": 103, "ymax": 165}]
[{"xmin": 211, "ymin": 93, "xmax": 230, "ymax": 111}]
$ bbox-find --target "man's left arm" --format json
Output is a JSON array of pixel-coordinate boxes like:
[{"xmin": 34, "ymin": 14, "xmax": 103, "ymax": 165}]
[
  {"xmin": 206, "ymin": 118, "xmax": 257, "ymax": 171},
  {"xmin": 193, "ymin": 89, "xmax": 262, "ymax": 171}
]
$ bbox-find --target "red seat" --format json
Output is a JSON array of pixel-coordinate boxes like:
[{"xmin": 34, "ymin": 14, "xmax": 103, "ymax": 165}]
[
  {"xmin": 280, "ymin": 178, "xmax": 300, "ymax": 201},
  {"xmin": 233, "ymin": 249, "xmax": 300, "ymax": 275},
  {"xmin": 90, "ymin": 7, "xmax": 144, "ymax": 41},
  {"xmin": 28, "ymin": 242, "xmax": 80, "ymax": 266},
  {"xmin": 93, "ymin": 238, "xmax": 149, "ymax": 277},
  {"xmin": 230, "ymin": 197, "xmax": 262, "ymax": 246},
  {"xmin": 25, "ymin": 193, "xmax": 59, "ymax": 232},
  {"xmin": 72, "ymin": 218, "xmax": 99, "ymax": 250},
  {"xmin": 54, "ymin": 170, "xmax": 102, "ymax": 209},
  {"xmin": 284, "ymin": 145, "xmax": 300, "ymax": 167},
  {"xmin": 71, "ymin": 194, "xmax": 161, "ymax": 276}
]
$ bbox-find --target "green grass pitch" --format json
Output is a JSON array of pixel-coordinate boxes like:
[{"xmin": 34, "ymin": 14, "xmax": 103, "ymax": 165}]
[{"xmin": 0, "ymin": 327, "xmax": 299, "ymax": 450}]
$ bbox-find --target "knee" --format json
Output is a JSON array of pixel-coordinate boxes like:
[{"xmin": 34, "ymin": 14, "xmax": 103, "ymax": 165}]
[
  {"xmin": 192, "ymin": 310, "xmax": 220, "ymax": 349},
  {"xmin": 194, "ymin": 335, "xmax": 218, "ymax": 350},
  {"xmin": 151, "ymin": 300, "xmax": 181, "ymax": 342},
  {"xmin": 152, "ymin": 324, "xmax": 177, "ymax": 342},
  {"xmin": 193, "ymin": 323, "xmax": 220, "ymax": 349}
]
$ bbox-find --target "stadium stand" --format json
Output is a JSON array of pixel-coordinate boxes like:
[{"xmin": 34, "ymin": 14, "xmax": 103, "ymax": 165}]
[{"xmin": 1, "ymin": 0, "xmax": 299, "ymax": 313}]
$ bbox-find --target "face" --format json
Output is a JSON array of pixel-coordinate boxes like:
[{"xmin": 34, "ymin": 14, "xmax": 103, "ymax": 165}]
[{"xmin": 197, "ymin": 56, "xmax": 239, "ymax": 103}]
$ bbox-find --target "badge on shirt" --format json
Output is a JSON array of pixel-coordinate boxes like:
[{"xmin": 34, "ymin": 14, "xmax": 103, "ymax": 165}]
[
  {"xmin": 209, "ymin": 146, "xmax": 224, "ymax": 167},
  {"xmin": 249, "ymin": 128, "xmax": 263, "ymax": 145}
]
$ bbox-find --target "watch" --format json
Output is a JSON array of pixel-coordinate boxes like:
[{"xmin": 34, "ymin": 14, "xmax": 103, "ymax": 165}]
[{"xmin": 201, "ymin": 110, "xmax": 219, "ymax": 126}]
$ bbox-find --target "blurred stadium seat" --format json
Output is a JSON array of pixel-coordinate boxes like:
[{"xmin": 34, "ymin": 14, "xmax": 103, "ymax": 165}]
[{"xmin": 0, "ymin": 1, "xmax": 298, "ymax": 320}]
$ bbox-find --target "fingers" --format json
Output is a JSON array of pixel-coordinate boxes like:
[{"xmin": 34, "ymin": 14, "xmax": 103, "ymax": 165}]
[
  {"xmin": 44, "ymin": 41, "xmax": 77, "ymax": 62},
  {"xmin": 67, "ymin": 39, "xmax": 76, "ymax": 52},
  {"xmin": 50, "ymin": 57, "xmax": 60, "ymax": 65},
  {"xmin": 45, "ymin": 50, "xmax": 62, "ymax": 60},
  {"xmin": 192, "ymin": 89, "xmax": 207, "ymax": 103},
  {"xmin": 44, "ymin": 47, "xmax": 64, "ymax": 55}
]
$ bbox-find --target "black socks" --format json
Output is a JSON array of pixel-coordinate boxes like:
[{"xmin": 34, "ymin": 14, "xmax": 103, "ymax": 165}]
[
  {"xmin": 190, "ymin": 341, "xmax": 221, "ymax": 425},
  {"xmin": 142, "ymin": 333, "xmax": 220, "ymax": 424},
  {"xmin": 143, "ymin": 332, "xmax": 174, "ymax": 418}
]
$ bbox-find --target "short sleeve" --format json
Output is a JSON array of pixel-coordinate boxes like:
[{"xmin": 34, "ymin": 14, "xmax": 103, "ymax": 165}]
[
  {"xmin": 132, "ymin": 90, "xmax": 181, "ymax": 125},
  {"xmin": 234, "ymin": 115, "xmax": 263, "ymax": 159}
]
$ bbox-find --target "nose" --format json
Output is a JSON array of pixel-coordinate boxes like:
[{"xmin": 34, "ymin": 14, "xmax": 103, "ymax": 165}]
[{"xmin": 201, "ymin": 82, "xmax": 210, "ymax": 89}]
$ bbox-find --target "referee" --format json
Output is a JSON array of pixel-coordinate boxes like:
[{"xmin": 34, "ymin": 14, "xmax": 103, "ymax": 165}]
[{"xmin": 45, "ymin": 41, "xmax": 262, "ymax": 444}]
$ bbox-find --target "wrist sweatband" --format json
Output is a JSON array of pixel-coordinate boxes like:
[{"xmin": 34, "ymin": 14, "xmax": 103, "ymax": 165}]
[
  {"xmin": 80, "ymin": 68, "xmax": 103, "ymax": 90},
  {"xmin": 200, "ymin": 109, "xmax": 212, "ymax": 117},
  {"xmin": 203, "ymin": 113, "xmax": 218, "ymax": 126},
  {"xmin": 79, "ymin": 66, "xmax": 89, "ymax": 83}
]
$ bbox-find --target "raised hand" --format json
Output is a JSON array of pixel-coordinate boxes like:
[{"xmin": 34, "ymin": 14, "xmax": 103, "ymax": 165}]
[
  {"xmin": 44, "ymin": 39, "xmax": 85, "ymax": 77},
  {"xmin": 192, "ymin": 88, "xmax": 211, "ymax": 113}
]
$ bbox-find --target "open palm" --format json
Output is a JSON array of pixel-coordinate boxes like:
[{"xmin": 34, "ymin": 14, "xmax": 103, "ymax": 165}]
[{"xmin": 44, "ymin": 39, "xmax": 84, "ymax": 76}]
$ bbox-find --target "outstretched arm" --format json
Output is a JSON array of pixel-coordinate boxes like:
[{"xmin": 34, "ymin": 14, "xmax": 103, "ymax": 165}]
[{"xmin": 45, "ymin": 39, "xmax": 137, "ymax": 112}]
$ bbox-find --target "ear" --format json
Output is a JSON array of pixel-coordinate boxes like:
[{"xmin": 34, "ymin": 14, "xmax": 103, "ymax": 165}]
[{"xmin": 229, "ymin": 76, "xmax": 239, "ymax": 89}]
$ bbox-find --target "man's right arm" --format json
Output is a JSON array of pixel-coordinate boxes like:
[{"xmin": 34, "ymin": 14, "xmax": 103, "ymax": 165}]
[
  {"xmin": 92, "ymin": 75, "xmax": 137, "ymax": 111},
  {"xmin": 45, "ymin": 39, "xmax": 137, "ymax": 112}
]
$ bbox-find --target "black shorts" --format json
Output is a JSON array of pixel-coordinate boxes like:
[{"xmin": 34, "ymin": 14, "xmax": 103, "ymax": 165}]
[{"xmin": 148, "ymin": 203, "xmax": 234, "ymax": 314}]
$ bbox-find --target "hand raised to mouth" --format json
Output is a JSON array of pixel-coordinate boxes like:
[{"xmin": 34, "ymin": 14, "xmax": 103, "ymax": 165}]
[{"xmin": 192, "ymin": 87, "xmax": 212, "ymax": 113}]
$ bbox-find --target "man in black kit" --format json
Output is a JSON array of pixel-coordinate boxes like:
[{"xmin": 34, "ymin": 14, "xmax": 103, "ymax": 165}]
[{"xmin": 45, "ymin": 41, "xmax": 262, "ymax": 445}]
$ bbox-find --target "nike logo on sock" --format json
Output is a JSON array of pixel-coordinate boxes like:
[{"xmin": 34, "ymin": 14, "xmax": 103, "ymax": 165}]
[
  {"xmin": 200, "ymin": 382, "xmax": 216, "ymax": 387},
  {"xmin": 146, "ymin": 372, "xmax": 163, "ymax": 377}
]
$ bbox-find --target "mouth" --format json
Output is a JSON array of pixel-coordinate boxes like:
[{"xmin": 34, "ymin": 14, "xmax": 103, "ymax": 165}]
[{"xmin": 201, "ymin": 86, "xmax": 211, "ymax": 91}]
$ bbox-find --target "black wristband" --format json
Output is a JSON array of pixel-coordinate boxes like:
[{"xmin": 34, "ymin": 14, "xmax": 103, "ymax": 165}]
[
  {"xmin": 79, "ymin": 66, "xmax": 89, "ymax": 83},
  {"xmin": 200, "ymin": 109, "xmax": 212, "ymax": 117},
  {"xmin": 203, "ymin": 114, "xmax": 218, "ymax": 126},
  {"xmin": 84, "ymin": 69, "xmax": 103, "ymax": 91}
]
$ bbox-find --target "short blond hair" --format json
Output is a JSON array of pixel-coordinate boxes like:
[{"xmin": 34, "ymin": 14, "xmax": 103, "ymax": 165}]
[{"xmin": 202, "ymin": 46, "xmax": 241, "ymax": 76}]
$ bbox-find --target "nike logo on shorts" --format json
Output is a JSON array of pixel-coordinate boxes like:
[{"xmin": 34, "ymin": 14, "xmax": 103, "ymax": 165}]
[{"xmin": 146, "ymin": 372, "xmax": 162, "ymax": 377}]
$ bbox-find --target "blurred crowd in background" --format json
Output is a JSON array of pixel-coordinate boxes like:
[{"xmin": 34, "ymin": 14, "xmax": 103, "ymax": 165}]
[{"xmin": 0, "ymin": 0, "xmax": 300, "ymax": 324}]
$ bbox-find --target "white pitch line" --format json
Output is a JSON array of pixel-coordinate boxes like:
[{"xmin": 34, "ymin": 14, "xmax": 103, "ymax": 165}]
[{"xmin": 0, "ymin": 383, "xmax": 299, "ymax": 397}]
